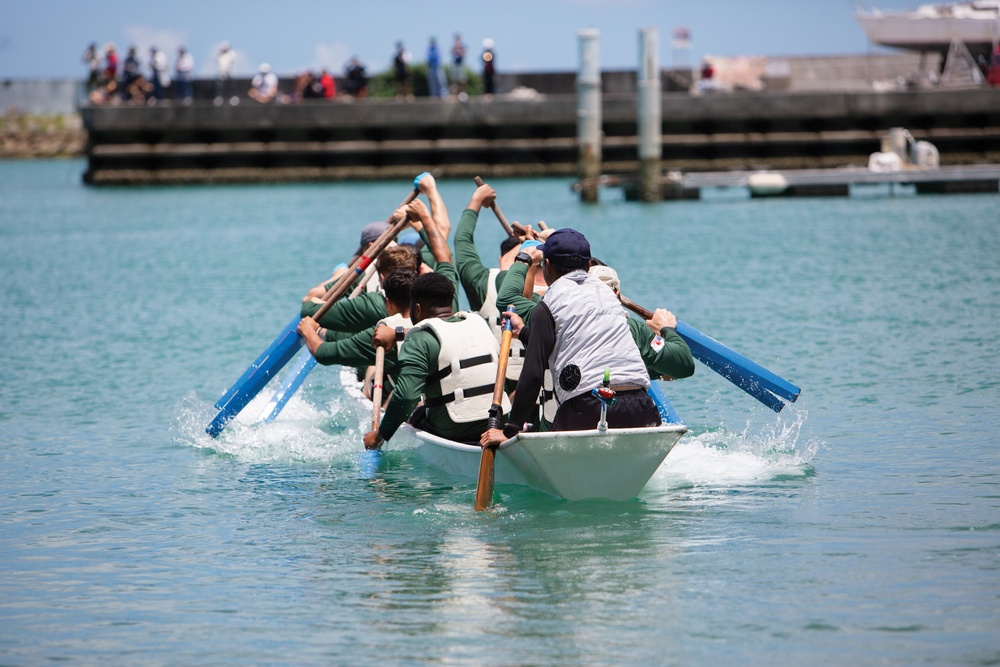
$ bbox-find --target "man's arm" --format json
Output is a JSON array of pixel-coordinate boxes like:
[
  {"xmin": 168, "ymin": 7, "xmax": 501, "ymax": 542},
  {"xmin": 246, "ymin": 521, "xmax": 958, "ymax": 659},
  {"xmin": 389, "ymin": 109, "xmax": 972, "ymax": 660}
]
[
  {"xmin": 454, "ymin": 185, "xmax": 497, "ymax": 311},
  {"xmin": 412, "ymin": 198, "xmax": 451, "ymax": 265},
  {"xmin": 301, "ymin": 291, "xmax": 385, "ymax": 333},
  {"xmin": 418, "ymin": 173, "xmax": 451, "ymax": 244},
  {"xmin": 633, "ymin": 310, "xmax": 695, "ymax": 380},
  {"xmin": 496, "ymin": 256, "xmax": 540, "ymax": 323},
  {"xmin": 373, "ymin": 331, "xmax": 435, "ymax": 443},
  {"xmin": 503, "ymin": 301, "xmax": 556, "ymax": 436}
]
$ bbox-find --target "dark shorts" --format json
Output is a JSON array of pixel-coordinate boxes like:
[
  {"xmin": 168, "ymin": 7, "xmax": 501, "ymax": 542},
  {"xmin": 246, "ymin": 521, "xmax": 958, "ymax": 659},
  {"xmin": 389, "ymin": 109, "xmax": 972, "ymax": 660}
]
[{"xmin": 551, "ymin": 389, "xmax": 661, "ymax": 432}]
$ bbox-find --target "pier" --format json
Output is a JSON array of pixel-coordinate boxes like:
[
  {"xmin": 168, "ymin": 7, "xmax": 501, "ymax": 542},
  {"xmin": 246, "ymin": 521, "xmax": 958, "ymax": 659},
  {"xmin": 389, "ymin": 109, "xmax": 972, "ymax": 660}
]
[{"xmin": 81, "ymin": 87, "xmax": 1000, "ymax": 186}]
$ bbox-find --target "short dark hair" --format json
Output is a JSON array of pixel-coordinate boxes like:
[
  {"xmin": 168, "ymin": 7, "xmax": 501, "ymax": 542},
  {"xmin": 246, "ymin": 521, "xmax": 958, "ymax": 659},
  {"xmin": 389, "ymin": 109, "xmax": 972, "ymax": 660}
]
[
  {"xmin": 410, "ymin": 272, "xmax": 454, "ymax": 312},
  {"xmin": 499, "ymin": 236, "xmax": 520, "ymax": 256},
  {"xmin": 382, "ymin": 269, "xmax": 416, "ymax": 309}
]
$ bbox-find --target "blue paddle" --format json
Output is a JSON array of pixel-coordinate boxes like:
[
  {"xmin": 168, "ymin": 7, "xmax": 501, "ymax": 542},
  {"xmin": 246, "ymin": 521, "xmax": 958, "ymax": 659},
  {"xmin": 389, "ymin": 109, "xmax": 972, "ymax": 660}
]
[
  {"xmin": 257, "ymin": 350, "xmax": 318, "ymax": 423},
  {"xmin": 620, "ymin": 296, "xmax": 800, "ymax": 412},
  {"xmin": 646, "ymin": 380, "xmax": 682, "ymax": 424},
  {"xmin": 206, "ymin": 186, "xmax": 422, "ymax": 438}
]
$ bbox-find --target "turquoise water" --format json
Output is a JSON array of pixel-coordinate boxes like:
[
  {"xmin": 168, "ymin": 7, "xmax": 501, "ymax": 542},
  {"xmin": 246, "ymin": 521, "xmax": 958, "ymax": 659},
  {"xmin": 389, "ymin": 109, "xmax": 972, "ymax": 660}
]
[{"xmin": 1, "ymin": 159, "xmax": 998, "ymax": 665}]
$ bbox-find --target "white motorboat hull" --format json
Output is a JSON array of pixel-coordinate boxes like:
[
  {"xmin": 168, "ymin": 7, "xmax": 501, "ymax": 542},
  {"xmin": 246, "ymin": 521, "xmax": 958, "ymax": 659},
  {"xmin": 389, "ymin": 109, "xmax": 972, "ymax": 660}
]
[{"xmin": 856, "ymin": 4, "xmax": 1000, "ymax": 54}]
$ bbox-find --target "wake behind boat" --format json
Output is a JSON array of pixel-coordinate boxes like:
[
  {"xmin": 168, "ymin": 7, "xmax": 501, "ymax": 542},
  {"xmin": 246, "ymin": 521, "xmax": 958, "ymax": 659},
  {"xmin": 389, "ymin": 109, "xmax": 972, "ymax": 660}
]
[{"xmin": 340, "ymin": 367, "xmax": 687, "ymax": 501}]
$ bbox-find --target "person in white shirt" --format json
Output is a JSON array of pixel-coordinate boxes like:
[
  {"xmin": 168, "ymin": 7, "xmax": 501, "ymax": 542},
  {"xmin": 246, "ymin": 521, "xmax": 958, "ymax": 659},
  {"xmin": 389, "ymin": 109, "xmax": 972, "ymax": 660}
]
[
  {"xmin": 248, "ymin": 63, "xmax": 278, "ymax": 103},
  {"xmin": 215, "ymin": 41, "xmax": 235, "ymax": 104}
]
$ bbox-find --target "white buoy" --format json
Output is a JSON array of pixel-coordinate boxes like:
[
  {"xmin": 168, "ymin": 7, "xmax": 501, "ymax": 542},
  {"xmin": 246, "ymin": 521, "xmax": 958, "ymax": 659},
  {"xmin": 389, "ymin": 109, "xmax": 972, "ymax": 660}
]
[{"xmin": 747, "ymin": 171, "xmax": 789, "ymax": 197}]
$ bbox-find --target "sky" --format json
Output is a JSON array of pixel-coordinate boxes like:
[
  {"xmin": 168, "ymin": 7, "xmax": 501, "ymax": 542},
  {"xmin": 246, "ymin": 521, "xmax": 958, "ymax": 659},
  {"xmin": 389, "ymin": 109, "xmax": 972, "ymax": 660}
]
[{"xmin": 1, "ymin": 0, "xmax": 926, "ymax": 80}]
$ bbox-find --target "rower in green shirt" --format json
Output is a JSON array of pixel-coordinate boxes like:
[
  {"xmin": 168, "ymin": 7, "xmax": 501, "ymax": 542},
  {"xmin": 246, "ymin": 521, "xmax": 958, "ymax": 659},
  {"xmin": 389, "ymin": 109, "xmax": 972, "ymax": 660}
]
[
  {"xmin": 454, "ymin": 182, "xmax": 523, "ymax": 312},
  {"xmin": 297, "ymin": 268, "xmax": 417, "ymax": 391},
  {"xmin": 363, "ymin": 205, "xmax": 507, "ymax": 449}
]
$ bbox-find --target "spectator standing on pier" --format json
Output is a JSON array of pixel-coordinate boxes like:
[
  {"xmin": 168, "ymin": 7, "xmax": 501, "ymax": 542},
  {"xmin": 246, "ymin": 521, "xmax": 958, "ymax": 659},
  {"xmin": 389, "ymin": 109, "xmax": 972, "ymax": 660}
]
[
  {"xmin": 393, "ymin": 41, "xmax": 413, "ymax": 101},
  {"xmin": 121, "ymin": 46, "xmax": 142, "ymax": 102},
  {"xmin": 175, "ymin": 46, "xmax": 194, "ymax": 103},
  {"xmin": 83, "ymin": 43, "xmax": 100, "ymax": 93},
  {"xmin": 149, "ymin": 47, "xmax": 170, "ymax": 103},
  {"xmin": 320, "ymin": 69, "xmax": 336, "ymax": 99},
  {"xmin": 481, "ymin": 38, "xmax": 496, "ymax": 98},
  {"xmin": 426, "ymin": 37, "xmax": 444, "ymax": 98},
  {"xmin": 248, "ymin": 63, "xmax": 278, "ymax": 103},
  {"xmin": 450, "ymin": 33, "xmax": 467, "ymax": 99},
  {"xmin": 214, "ymin": 41, "xmax": 235, "ymax": 105},
  {"xmin": 345, "ymin": 57, "xmax": 368, "ymax": 97},
  {"xmin": 102, "ymin": 44, "xmax": 119, "ymax": 89}
]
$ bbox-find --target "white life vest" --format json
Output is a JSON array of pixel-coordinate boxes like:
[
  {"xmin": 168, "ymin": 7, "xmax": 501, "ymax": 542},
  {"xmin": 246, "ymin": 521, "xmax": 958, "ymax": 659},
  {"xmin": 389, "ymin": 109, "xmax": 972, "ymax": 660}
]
[
  {"xmin": 543, "ymin": 270, "xmax": 649, "ymax": 405},
  {"xmin": 376, "ymin": 313, "xmax": 412, "ymax": 355},
  {"xmin": 479, "ymin": 267, "xmax": 557, "ymax": 423},
  {"xmin": 365, "ymin": 271, "xmax": 382, "ymax": 294},
  {"xmin": 409, "ymin": 312, "xmax": 511, "ymax": 423},
  {"xmin": 479, "ymin": 268, "xmax": 526, "ymax": 381}
]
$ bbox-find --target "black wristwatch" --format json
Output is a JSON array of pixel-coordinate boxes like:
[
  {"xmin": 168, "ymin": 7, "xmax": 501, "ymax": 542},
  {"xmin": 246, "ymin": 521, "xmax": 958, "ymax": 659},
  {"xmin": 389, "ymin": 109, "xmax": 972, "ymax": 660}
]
[
  {"xmin": 514, "ymin": 251, "xmax": 532, "ymax": 265},
  {"xmin": 395, "ymin": 326, "xmax": 405, "ymax": 342}
]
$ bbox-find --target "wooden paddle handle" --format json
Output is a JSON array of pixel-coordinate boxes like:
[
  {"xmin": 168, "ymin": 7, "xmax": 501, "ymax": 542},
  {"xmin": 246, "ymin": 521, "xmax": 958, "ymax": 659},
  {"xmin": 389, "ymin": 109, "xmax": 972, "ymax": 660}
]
[
  {"xmin": 620, "ymin": 294, "xmax": 654, "ymax": 320},
  {"xmin": 370, "ymin": 346, "xmax": 385, "ymax": 432},
  {"xmin": 311, "ymin": 188, "xmax": 419, "ymax": 322},
  {"xmin": 475, "ymin": 306, "xmax": 515, "ymax": 511},
  {"xmin": 473, "ymin": 176, "xmax": 523, "ymax": 238},
  {"xmin": 349, "ymin": 260, "xmax": 379, "ymax": 298}
]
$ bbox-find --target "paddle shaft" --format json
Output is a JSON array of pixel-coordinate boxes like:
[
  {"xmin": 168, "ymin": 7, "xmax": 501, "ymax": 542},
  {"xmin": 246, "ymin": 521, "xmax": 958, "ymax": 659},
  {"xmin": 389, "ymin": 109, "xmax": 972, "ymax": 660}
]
[
  {"xmin": 312, "ymin": 213, "xmax": 412, "ymax": 323},
  {"xmin": 475, "ymin": 306, "xmax": 515, "ymax": 511},
  {"xmin": 619, "ymin": 295, "xmax": 800, "ymax": 409},
  {"xmin": 371, "ymin": 346, "xmax": 385, "ymax": 432},
  {"xmin": 473, "ymin": 176, "xmax": 527, "ymax": 238},
  {"xmin": 206, "ymin": 187, "xmax": 418, "ymax": 438},
  {"xmin": 349, "ymin": 259, "xmax": 379, "ymax": 298}
]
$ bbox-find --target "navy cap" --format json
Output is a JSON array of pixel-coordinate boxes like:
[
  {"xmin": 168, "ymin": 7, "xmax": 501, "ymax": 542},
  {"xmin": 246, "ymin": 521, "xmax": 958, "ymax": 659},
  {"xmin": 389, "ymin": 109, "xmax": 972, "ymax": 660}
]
[{"xmin": 540, "ymin": 228, "xmax": 591, "ymax": 268}]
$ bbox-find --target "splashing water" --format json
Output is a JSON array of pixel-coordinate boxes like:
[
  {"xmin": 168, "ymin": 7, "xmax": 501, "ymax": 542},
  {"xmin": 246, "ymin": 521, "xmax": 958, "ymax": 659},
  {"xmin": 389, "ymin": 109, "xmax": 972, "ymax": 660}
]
[
  {"xmin": 173, "ymin": 388, "xmax": 369, "ymax": 464},
  {"xmin": 654, "ymin": 404, "xmax": 820, "ymax": 490}
]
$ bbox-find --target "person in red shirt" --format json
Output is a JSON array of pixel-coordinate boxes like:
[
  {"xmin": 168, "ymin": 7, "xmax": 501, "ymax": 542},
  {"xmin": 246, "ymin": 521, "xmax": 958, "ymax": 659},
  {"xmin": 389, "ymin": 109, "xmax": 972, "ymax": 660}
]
[{"xmin": 320, "ymin": 69, "xmax": 336, "ymax": 99}]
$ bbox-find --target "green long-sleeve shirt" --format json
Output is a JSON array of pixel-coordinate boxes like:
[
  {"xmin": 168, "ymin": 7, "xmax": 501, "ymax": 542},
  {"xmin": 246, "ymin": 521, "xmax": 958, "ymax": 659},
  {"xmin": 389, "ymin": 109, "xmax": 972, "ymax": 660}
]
[
  {"xmin": 454, "ymin": 208, "xmax": 508, "ymax": 312},
  {"xmin": 376, "ymin": 261, "xmax": 482, "ymax": 442},
  {"xmin": 376, "ymin": 315, "xmax": 491, "ymax": 443},
  {"xmin": 495, "ymin": 261, "xmax": 541, "ymax": 319},
  {"xmin": 301, "ymin": 291, "xmax": 387, "ymax": 333},
  {"xmin": 314, "ymin": 324, "xmax": 398, "ymax": 371}
]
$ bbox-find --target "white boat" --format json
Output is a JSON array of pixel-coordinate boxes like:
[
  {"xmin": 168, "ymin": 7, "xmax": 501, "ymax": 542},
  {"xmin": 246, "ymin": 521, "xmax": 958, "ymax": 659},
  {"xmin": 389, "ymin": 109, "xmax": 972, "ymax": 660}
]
[
  {"xmin": 856, "ymin": 2, "xmax": 1000, "ymax": 59},
  {"xmin": 339, "ymin": 367, "xmax": 687, "ymax": 501}
]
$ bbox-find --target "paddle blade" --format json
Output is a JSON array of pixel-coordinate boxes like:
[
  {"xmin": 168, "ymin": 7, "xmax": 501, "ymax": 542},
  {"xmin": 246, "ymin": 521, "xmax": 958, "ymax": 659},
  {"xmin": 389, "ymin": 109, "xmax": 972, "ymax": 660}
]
[
  {"xmin": 647, "ymin": 381, "xmax": 682, "ymax": 424},
  {"xmin": 258, "ymin": 351, "xmax": 317, "ymax": 423},
  {"xmin": 214, "ymin": 314, "xmax": 301, "ymax": 409},
  {"xmin": 206, "ymin": 329, "xmax": 305, "ymax": 437},
  {"xmin": 676, "ymin": 321, "xmax": 800, "ymax": 411},
  {"xmin": 474, "ymin": 446, "xmax": 497, "ymax": 511},
  {"xmin": 357, "ymin": 449, "xmax": 383, "ymax": 480}
]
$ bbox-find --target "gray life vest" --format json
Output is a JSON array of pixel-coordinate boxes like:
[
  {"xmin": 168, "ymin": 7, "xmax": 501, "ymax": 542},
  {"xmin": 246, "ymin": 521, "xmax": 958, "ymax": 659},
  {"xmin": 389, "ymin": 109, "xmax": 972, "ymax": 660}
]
[
  {"xmin": 542, "ymin": 269, "xmax": 649, "ymax": 405},
  {"xmin": 409, "ymin": 312, "xmax": 511, "ymax": 424}
]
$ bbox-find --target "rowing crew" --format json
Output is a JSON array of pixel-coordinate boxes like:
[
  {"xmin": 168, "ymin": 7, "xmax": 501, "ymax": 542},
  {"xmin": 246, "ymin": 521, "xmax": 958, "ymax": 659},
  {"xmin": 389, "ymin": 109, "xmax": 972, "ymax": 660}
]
[{"xmin": 293, "ymin": 175, "xmax": 695, "ymax": 450}]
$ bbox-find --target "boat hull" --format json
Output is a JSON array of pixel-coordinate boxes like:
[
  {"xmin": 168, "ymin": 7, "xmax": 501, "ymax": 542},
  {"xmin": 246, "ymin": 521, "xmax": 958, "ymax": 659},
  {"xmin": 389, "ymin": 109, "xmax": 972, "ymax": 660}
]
[
  {"xmin": 340, "ymin": 367, "xmax": 686, "ymax": 500},
  {"xmin": 391, "ymin": 422, "xmax": 687, "ymax": 501}
]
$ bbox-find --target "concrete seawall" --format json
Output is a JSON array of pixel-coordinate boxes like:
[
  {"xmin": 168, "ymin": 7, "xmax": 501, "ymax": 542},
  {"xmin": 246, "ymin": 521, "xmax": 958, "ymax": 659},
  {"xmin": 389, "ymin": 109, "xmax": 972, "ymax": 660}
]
[{"xmin": 82, "ymin": 87, "xmax": 1000, "ymax": 185}]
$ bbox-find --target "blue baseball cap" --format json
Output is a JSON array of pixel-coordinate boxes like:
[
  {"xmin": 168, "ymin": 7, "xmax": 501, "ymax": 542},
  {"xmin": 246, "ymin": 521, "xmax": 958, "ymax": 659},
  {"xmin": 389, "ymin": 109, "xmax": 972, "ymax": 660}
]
[{"xmin": 539, "ymin": 228, "xmax": 591, "ymax": 269}]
